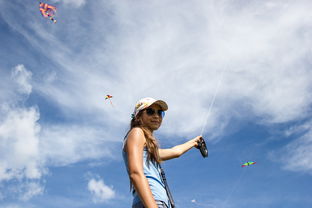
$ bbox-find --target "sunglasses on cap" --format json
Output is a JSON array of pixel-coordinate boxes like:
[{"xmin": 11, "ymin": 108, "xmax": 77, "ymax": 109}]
[{"xmin": 144, "ymin": 108, "xmax": 165, "ymax": 118}]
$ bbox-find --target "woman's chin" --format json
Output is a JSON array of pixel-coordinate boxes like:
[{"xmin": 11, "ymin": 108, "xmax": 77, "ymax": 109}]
[{"xmin": 150, "ymin": 124, "xmax": 160, "ymax": 130}]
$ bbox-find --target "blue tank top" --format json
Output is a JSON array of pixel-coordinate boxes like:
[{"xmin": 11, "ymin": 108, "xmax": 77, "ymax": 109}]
[{"xmin": 122, "ymin": 140, "xmax": 170, "ymax": 207}]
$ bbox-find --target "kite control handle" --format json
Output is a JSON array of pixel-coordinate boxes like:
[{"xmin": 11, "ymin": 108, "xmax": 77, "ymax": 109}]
[{"xmin": 196, "ymin": 137, "xmax": 208, "ymax": 158}]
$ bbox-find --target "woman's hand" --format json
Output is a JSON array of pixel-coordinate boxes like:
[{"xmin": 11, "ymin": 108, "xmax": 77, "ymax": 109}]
[{"xmin": 190, "ymin": 135, "xmax": 203, "ymax": 148}]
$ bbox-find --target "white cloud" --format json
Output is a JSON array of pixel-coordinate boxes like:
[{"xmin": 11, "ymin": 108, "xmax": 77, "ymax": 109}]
[
  {"xmin": 88, "ymin": 178, "xmax": 115, "ymax": 203},
  {"xmin": 0, "ymin": 105, "xmax": 42, "ymax": 181},
  {"xmin": 11, "ymin": 65, "xmax": 32, "ymax": 95},
  {"xmin": 0, "ymin": 65, "xmax": 32, "ymax": 107},
  {"xmin": 0, "ymin": 65, "xmax": 44, "ymax": 201},
  {"xmin": 0, "ymin": 63, "xmax": 121, "ymax": 201},
  {"xmin": 10, "ymin": 0, "xmax": 306, "ymax": 148},
  {"xmin": 18, "ymin": 182, "xmax": 44, "ymax": 201},
  {"xmin": 284, "ymin": 121, "xmax": 312, "ymax": 137},
  {"xmin": 0, "ymin": 106, "xmax": 44, "ymax": 199},
  {"xmin": 274, "ymin": 127, "xmax": 312, "ymax": 174},
  {"xmin": 2, "ymin": 1, "xmax": 311, "ymax": 140},
  {"xmin": 52, "ymin": 0, "xmax": 86, "ymax": 8},
  {"xmin": 1, "ymin": 0, "xmax": 312, "ymax": 178},
  {"xmin": 40, "ymin": 124, "xmax": 118, "ymax": 166}
]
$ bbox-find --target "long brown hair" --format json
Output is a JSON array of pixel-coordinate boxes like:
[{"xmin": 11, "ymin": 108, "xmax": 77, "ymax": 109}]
[{"xmin": 128, "ymin": 111, "xmax": 161, "ymax": 164}]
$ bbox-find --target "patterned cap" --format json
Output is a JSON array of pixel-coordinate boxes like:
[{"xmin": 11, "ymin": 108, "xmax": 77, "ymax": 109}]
[{"xmin": 132, "ymin": 97, "xmax": 168, "ymax": 118}]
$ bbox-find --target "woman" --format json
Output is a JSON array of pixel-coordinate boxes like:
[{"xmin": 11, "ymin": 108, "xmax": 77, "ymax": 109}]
[{"xmin": 122, "ymin": 97, "xmax": 202, "ymax": 208}]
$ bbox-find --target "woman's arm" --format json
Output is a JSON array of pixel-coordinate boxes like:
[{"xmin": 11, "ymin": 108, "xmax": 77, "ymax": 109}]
[
  {"xmin": 125, "ymin": 128, "xmax": 158, "ymax": 208},
  {"xmin": 159, "ymin": 136, "xmax": 202, "ymax": 161}
]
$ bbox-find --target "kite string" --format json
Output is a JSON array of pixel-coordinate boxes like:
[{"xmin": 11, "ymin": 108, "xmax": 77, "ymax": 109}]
[
  {"xmin": 222, "ymin": 167, "xmax": 247, "ymax": 207},
  {"xmin": 200, "ymin": 69, "xmax": 225, "ymax": 136}
]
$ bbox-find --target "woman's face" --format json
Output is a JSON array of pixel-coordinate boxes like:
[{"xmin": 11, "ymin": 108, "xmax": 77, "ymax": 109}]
[{"xmin": 140, "ymin": 104, "xmax": 164, "ymax": 131}]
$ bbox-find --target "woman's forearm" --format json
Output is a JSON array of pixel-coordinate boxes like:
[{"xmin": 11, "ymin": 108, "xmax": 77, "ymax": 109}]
[
  {"xmin": 159, "ymin": 136, "xmax": 201, "ymax": 161},
  {"xmin": 130, "ymin": 173, "xmax": 158, "ymax": 208},
  {"xmin": 172, "ymin": 139, "xmax": 197, "ymax": 157}
]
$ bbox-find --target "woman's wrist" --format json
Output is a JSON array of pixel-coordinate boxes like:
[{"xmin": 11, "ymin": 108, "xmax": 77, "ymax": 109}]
[{"xmin": 187, "ymin": 139, "xmax": 197, "ymax": 148}]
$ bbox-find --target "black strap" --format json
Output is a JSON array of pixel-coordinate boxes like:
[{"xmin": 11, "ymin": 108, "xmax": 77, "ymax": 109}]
[{"xmin": 159, "ymin": 164, "xmax": 175, "ymax": 208}]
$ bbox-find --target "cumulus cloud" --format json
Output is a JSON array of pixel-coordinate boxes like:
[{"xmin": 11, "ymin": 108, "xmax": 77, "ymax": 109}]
[
  {"xmin": 0, "ymin": 107, "xmax": 42, "ymax": 181},
  {"xmin": 1, "ymin": 62, "xmax": 121, "ymax": 173},
  {"xmin": 88, "ymin": 178, "xmax": 115, "ymax": 203},
  {"xmin": 0, "ymin": 65, "xmax": 42, "ymax": 182},
  {"xmin": 0, "ymin": 63, "xmax": 120, "ymax": 201},
  {"xmin": 0, "ymin": 65, "xmax": 44, "ymax": 201}
]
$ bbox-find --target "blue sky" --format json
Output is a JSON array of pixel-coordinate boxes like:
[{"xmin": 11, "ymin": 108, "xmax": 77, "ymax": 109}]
[{"xmin": 1, "ymin": 0, "xmax": 312, "ymax": 207}]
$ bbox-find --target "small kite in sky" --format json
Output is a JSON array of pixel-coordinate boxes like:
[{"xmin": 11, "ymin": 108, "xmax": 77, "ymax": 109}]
[
  {"xmin": 105, "ymin": 95, "xmax": 114, "ymax": 107},
  {"xmin": 39, "ymin": 2, "xmax": 57, "ymax": 23},
  {"xmin": 241, "ymin": 161, "xmax": 256, "ymax": 167}
]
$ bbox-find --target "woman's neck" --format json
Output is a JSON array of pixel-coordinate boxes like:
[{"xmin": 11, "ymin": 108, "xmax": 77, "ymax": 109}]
[{"xmin": 142, "ymin": 126, "xmax": 154, "ymax": 135}]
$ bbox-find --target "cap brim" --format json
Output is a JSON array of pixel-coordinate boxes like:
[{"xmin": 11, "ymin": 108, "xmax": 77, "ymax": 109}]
[{"xmin": 153, "ymin": 100, "xmax": 168, "ymax": 111}]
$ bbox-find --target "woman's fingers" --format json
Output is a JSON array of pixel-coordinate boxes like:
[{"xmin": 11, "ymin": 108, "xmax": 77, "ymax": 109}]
[
  {"xmin": 193, "ymin": 136, "xmax": 201, "ymax": 147},
  {"xmin": 190, "ymin": 136, "xmax": 204, "ymax": 148}
]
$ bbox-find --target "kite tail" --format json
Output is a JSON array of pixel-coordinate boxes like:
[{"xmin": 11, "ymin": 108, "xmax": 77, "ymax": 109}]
[
  {"xmin": 223, "ymin": 165, "xmax": 247, "ymax": 207},
  {"xmin": 109, "ymin": 100, "xmax": 114, "ymax": 107}
]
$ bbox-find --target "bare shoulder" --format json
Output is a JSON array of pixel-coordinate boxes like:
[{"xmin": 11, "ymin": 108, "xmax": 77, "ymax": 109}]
[
  {"xmin": 124, "ymin": 128, "xmax": 146, "ymax": 150},
  {"xmin": 128, "ymin": 127, "xmax": 144, "ymax": 138}
]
